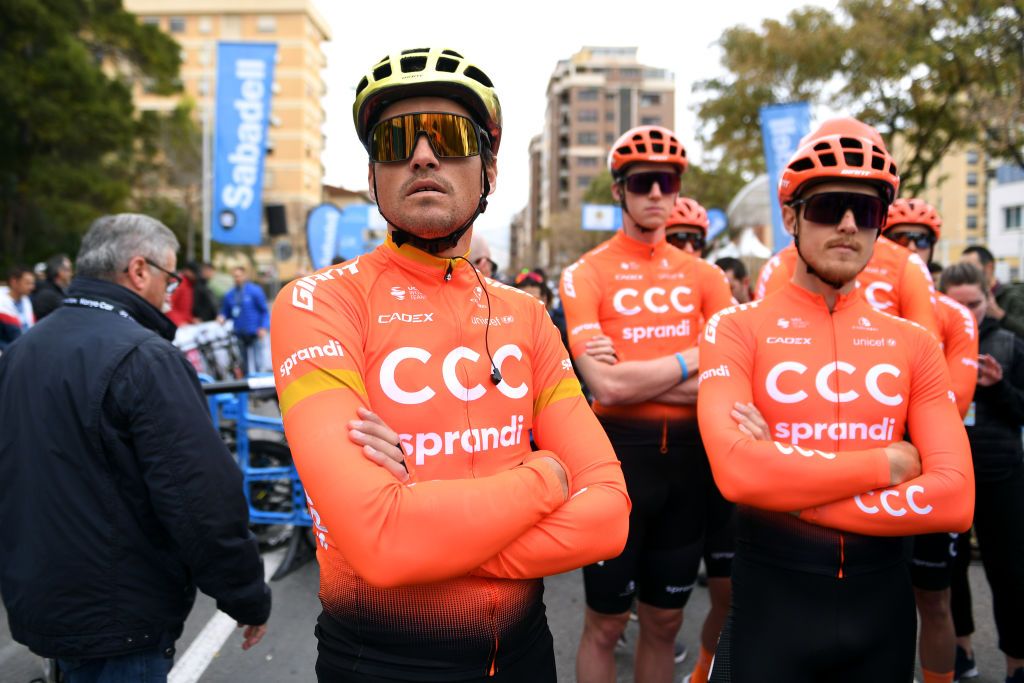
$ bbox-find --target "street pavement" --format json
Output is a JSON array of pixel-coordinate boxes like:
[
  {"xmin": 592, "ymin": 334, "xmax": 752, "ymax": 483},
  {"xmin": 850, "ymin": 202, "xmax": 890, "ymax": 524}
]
[{"xmin": 0, "ymin": 549, "xmax": 1008, "ymax": 682}]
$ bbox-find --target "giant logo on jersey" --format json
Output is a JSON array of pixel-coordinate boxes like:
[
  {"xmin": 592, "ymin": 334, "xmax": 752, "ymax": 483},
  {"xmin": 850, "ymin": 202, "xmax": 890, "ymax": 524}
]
[
  {"xmin": 764, "ymin": 361, "xmax": 903, "ymax": 406},
  {"xmin": 612, "ymin": 286, "xmax": 694, "ymax": 316},
  {"xmin": 380, "ymin": 344, "xmax": 528, "ymax": 405},
  {"xmin": 291, "ymin": 261, "xmax": 360, "ymax": 311}
]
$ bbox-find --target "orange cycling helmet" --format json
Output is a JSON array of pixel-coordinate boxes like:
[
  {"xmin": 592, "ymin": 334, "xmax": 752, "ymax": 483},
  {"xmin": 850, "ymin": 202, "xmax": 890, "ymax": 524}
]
[
  {"xmin": 799, "ymin": 116, "xmax": 885, "ymax": 149},
  {"xmin": 666, "ymin": 197, "xmax": 709, "ymax": 233},
  {"xmin": 885, "ymin": 198, "xmax": 942, "ymax": 239},
  {"xmin": 778, "ymin": 118, "xmax": 899, "ymax": 205},
  {"xmin": 608, "ymin": 125, "xmax": 688, "ymax": 178}
]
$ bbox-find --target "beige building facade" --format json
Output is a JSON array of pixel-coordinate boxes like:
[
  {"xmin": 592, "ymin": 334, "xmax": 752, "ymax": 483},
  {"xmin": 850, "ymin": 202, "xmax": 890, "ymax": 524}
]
[
  {"xmin": 516, "ymin": 47, "xmax": 675, "ymax": 271},
  {"xmin": 125, "ymin": 0, "xmax": 330, "ymax": 277}
]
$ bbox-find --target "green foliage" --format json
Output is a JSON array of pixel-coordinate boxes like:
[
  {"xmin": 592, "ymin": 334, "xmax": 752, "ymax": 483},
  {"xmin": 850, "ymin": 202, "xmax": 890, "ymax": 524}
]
[
  {"xmin": 581, "ymin": 170, "xmax": 615, "ymax": 205},
  {"xmin": 695, "ymin": 0, "xmax": 1024, "ymax": 194},
  {"xmin": 0, "ymin": 0, "xmax": 183, "ymax": 267}
]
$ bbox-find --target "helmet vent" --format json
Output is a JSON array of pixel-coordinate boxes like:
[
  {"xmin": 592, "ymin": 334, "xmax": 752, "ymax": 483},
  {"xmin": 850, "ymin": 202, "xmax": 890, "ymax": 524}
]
[
  {"xmin": 436, "ymin": 57, "xmax": 459, "ymax": 73},
  {"xmin": 871, "ymin": 154, "xmax": 886, "ymax": 170},
  {"xmin": 402, "ymin": 48, "xmax": 428, "ymax": 55},
  {"xmin": 442, "ymin": 49, "xmax": 464, "ymax": 58},
  {"xmin": 814, "ymin": 142, "xmax": 831, "ymax": 151},
  {"xmin": 464, "ymin": 66, "xmax": 493, "ymax": 88},
  {"xmin": 373, "ymin": 63, "xmax": 392, "ymax": 81},
  {"xmin": 650, "ymin": 129, "xmax": 664, "ymax": 139},
  {"xmin": 635, "ymin": 143, "xmax": 647, "ymax": 153},
  {"xmin": 789, "ymin": 158, "xmax": 815, "ymax": 172},
  {"xmin": 356, "ymin": 76, "xmax": 369, "ymax": 95},
  {"xmin": 401, "ymin": 56, "xmax": 428, "ymax": 73},
  {"xmin": 839, "ymin": 137, "xmax": 860, "ymax": 148},
  {"xmin": 652, "ymin": 142, "xmax": 664, "ymax": 153},
  {"xmin": 819, "ymin": 153, "xmax": 838, "ymax": 167},
  {"xmin": 616, "ymin": 146, "xmax": 632, "ymax": 155},
  {"xmin": 843, "ymin": 151, "xmax": 864, "ymax": 166}
]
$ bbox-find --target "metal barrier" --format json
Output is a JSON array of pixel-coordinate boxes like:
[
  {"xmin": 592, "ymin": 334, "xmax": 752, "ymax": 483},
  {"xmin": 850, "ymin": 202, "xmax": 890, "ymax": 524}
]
[{"xmin": 200, "ymin": 375, "xmax": 314, "ymax": 580}]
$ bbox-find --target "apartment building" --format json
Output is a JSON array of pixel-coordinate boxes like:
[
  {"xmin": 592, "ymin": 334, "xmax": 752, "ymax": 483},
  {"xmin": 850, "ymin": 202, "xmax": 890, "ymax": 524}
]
[{"xmin": 125, "ymin": 0, "xmax": 330, "ymax": 277}]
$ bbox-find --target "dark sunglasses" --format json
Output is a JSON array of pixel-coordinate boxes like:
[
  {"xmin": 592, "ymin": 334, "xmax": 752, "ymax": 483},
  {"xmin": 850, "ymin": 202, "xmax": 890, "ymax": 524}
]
[
  {"xmin": 369, "ymin": 112, "xmax": 483, "ymax": 163},
  {"xmin": 886, "ymin": 231, "xmax": 936, "ymax": 250},
  {"xmin": 623, "ymin": 171, "xmax": 681, "ymax": 196},
  {"xmin": 666, "ymin": 231, "xmax": 705, "ymax": 251},
  {"xmin": 791, "ymin": 192, "xmax": 887, "ymax": 230}
]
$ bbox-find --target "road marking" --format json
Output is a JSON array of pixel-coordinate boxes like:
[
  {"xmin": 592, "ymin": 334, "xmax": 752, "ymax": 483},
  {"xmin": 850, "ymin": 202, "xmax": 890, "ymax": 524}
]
[{"xmin": 168, "ymin": 549, "xmax": 284, "ymax": 683}]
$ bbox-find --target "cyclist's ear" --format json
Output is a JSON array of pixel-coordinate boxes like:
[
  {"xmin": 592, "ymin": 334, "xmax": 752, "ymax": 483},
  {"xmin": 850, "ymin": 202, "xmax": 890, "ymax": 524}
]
[
  {"xmin": 782, "ymin": 204, "xmax": 798, "ymax": 237},
  {"xmin": 485, "ymin": 159, "xmax": 497, "ymax": 196},
  {"xmin": 611, "ymin": 181, "xmax": 622, "ymax": 202},
  {"xmin": 367, "ymin": 163, "xmax": 377, "ymax": 202}
]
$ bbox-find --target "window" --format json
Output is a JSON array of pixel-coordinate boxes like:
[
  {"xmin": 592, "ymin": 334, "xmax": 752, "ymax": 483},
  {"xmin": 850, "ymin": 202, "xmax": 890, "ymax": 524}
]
[
  {"xmin": 966, "ymin": 214, "xmax": 978, "ymax": 229},
  {"xmin": 577, "ymin": 132, "xmax": 598, "ymax": 145},
  {"xmin": 640, "ymin": 116, "xmax": 661, "ymax": 126},
  {"xmin": 966, "ymin": 150, "xmax": 979, "ymax": 165},
  {"xmin": 966, "ymin": 193, "xmax": 978, "ymax": 208},
  {"xmin": 257, "ymin": 15, "xmax": 277, "ymax": 33},
  {"xmin": 967, "ymin": 171, "xmax": 978, "ymax": 186},
  {"xmin": 620, "ymin": 68, "xmax": 641, "ymax": 78},
  {"xmin": 179, "ymin": 49, "xmax": 188, "ymax": 64},
  {"xmin": 199, "ymin": 46, "xmax": 211, "ymax": 66},
  {"xmin": 578, "ymin": 175, "xmax": 593, "ymax": 189},
  {"xmin": 605, "ymin": 132, "xmax": 615, "ymax": 144},
  {"xmin": 577, "ymin": 89, "xmax": 599, "ymax": 101},
  {"xmin": 577, "ymin": 157, "xmax": 599, "ymax": 167},
  {"xmin": 577, "ymin": 109, "xmax": 598, "ymax": 122},
  {"xmin": 640, "ymin": 92, "xmax": 661, "ymax": 107},
  {"xmin": 605, "ymin": 110, "xmax": 615, "ymax": 122},
  {"xmin": 197, "ymin": 77, "xmax": 209, "ymax": 96},
  {"xmin": 1006, "ymin": 205, "xmax": 1023, "ymax": 230},
  {"xmin": 169, "ymin": 16, "xmax": 186, "ymax": 33},
  {"xmin": 141, "ymin": 16, "xmax": 160, "ymax": 28},
  {"xmin": 198, "ymin": 17, "xmax": 212, "ymax": 34}
]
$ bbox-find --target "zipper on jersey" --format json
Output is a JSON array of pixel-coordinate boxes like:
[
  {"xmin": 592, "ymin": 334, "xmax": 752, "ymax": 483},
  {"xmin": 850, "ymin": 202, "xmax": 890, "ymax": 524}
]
[
  {"xmin": 660, "ymin": 418, "xmax": 668, "ymax": 454},
  {"xmin": 828, "ymin": 306, "xmax": 847, "ymax": 579},
  {"xmin": 838, "ymin": 534, "xmax": 845, "ymax": 579},
  {"xmin": 486, "ymin": 580, "xmax": 499, "ymax": 676}
]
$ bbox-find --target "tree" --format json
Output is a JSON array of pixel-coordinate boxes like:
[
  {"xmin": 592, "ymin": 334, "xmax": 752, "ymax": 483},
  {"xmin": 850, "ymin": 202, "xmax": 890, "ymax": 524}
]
[
  {"xmin": 694, "ymin": 0, "xmax": 1024, "ymax": 195},
  {"xmin": 0, "ymin": 0, "xmax": 183, "ymax": 266}
]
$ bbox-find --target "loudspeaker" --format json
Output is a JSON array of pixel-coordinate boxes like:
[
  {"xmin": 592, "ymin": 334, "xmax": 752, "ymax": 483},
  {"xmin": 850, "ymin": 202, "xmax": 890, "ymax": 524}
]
[{"xmin": 266, "ymin": 204, "xmax": 288, "ymax": 236}]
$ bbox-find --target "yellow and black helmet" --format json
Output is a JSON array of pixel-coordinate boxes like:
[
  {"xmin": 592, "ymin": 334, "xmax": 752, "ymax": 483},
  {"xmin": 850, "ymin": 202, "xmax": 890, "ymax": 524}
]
[{"xmin": 353, "ymin": 48, "xmax": 503, "ymax": 154}]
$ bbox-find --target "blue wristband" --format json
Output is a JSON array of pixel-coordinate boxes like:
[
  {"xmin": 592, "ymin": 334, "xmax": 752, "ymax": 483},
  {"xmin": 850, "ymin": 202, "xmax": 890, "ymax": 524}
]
[{"xmin": 675, "ymin": 352, "xmax": 689, "ymax": 381}]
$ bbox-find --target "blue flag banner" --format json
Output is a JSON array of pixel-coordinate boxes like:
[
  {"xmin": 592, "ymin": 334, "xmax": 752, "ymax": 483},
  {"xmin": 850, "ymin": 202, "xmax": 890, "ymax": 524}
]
[
  {"xmin": 337, "ymin": 204, "xmax": 372, "ymax": 260},
  {"xmin": 212, "ymin": 42, "xmax": 277, "ymax": 245},
  {"xmin": 760, "ymin": 103, "xmax": 811, "ymax": 253},
  {"xmin": 581, "ymin": 204, "xmax": 622, "ymax": 231},
  {"xmin": 706, "ymin": 208, "xmax": 727, "ymax": 242},
  {"xmin": 306, "ymin": 203, "xmax": 344, "ymax": 271}
]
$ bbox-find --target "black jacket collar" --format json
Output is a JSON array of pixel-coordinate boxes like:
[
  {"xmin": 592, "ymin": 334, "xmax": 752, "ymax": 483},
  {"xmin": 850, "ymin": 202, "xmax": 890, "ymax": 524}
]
[{"xmin": 67, "ymin": 277, "xmax": 178, "ymax": 342}]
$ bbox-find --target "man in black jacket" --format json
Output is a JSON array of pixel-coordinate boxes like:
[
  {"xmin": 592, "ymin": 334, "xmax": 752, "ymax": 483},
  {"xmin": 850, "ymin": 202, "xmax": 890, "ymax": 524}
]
[
  {"xmin": 0, "ymin": 214, "xmax": 271, "ymax": 682},
  {"xmin": 30, "ymin": 252, "xmax": 73, "ymax": 320}
]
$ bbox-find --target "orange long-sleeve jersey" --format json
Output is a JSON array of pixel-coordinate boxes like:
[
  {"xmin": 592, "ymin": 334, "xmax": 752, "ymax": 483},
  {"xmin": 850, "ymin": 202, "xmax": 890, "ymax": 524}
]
[
  {"xmin": 559, "ymin": 230, "xmax": 734, "ymax": 433},
  {"xmin": 755, "ymin": 239, "xmax": 940, "ymax": 339},
  {"xmin": 936, "ymin": 292, "xmax": 979, "ymax": 418},
  {"xmin": 696, "ymin": 283, "xmax": 973, "ymax": 577},
  {"xmin": 271, "ymin": 235, "xmax": 629, "ymax": 679}
]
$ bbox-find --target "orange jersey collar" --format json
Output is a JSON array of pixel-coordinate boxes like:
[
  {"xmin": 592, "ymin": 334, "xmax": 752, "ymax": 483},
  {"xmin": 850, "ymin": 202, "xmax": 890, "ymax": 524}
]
[
  {"xmin": 613, "ymin": 229, "xmax": 674, "ymax": 260},
  {"xmin": 383, "ymin": 232, "xmax": 473, "ymax": 278}
]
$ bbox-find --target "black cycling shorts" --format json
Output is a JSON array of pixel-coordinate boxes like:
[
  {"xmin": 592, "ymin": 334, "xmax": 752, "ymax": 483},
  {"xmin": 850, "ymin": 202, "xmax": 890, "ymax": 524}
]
[
  {"xmin": 910, "ymin": 532, "xmax": 960, "ymax": 591},
  {"xmin": 583, "ymin": 438, "xmax": 705, "ymax": 613},
  {"xmin": 696, "ymin": 449, "xmax": 736, "ymax": 578},
  {"xmin": 709, "ymin": 555, "xmax": 915, "ymax": 683},
  {"xmin": 315, "ymin": 626, "xmax": 555, "ymax": 683}
]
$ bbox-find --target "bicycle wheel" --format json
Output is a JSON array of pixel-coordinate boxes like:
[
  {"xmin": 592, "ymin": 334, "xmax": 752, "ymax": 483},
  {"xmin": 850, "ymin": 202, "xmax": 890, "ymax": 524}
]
[{"xmin": 247, "ymin": 439, "xmax": 296, "ymax": 548}]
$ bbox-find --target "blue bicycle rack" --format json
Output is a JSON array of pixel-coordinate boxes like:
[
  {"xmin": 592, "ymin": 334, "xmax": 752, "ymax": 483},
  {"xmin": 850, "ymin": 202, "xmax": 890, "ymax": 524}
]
[{"xmin": 200, "ymin": 374, "xmax": 314, "ymax": 579}]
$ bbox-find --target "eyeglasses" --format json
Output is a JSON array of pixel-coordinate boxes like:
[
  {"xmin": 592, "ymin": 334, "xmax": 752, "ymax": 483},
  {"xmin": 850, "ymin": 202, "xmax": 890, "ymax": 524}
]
[
  {"xmin": 791, "ymin": 192, "xmax": 887, "ymax": 230},
  {"xmin": 623, "ymin": 171, "xmax": 681, "ymax": 196},
  {"xmin": 666, "ymin": 231, "xmax": 705, "ymax": 251},
  {"xmin": 514, "ymin": 271, "xmax": 544, "ymax": 286},
  {"xmin": 143, "ymin": 258, "xmax": 182, "ymax": 294},
  {"xmin": 369, "ymin": 112, "xmax": 483, "ymax": 163},
  {"xmin": 887, "ymin": 230, "xmax": 936, "ymax": 250}
]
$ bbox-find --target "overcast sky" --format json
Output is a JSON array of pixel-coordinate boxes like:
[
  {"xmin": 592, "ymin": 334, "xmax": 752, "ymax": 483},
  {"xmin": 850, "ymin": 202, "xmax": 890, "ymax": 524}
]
[{"xmin": 315, "ymin": 0, "xmax": 838, "ymax": 266}]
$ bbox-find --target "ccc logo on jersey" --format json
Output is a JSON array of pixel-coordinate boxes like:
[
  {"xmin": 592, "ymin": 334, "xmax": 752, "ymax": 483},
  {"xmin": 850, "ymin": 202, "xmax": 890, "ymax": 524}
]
[
  {"xmin": 765, "ymin": 361, "xmax": 904, "ymax": 406},
  {"xmin": 612, "ymin": 286, "xmax": 694, "ymax": 316},
  {"xmin": 380, "ymin": 345, "xmax": 528, "ymax": 405}
]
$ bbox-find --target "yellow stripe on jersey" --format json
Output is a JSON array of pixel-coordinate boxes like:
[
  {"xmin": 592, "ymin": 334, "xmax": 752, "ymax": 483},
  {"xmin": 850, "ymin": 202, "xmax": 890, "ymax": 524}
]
[
  {"xmin": 533, "ymin": 378, "xmax": 583, "ymax": 416},
  {"xmin": 280, "ymin": 368, "xmax": 367, "ymax": 415}
]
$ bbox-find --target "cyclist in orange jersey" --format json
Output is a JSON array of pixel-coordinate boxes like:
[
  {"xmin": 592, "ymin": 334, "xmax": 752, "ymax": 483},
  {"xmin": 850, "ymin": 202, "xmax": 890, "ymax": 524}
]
[
  {"xmin": 883, "ymin": 198, "xmax": 978, "ymax": 683},
  {"xmin": 697, "ymin": 120, "xmax": 973, "ymax": 682},
  {"xmin": 754, "ymin": 122, "xmax": 940, "ymax": 341},
  {"xmin": 561, "ymin": 126, "xmax": 734, "ymax": 683},
  {"xmin": 665, "ymin": 196, "xmax": 710, "ymax": 256},
  {"xmin": 270, "ymin": 48, "xmax": 629, "ymax": 683}
]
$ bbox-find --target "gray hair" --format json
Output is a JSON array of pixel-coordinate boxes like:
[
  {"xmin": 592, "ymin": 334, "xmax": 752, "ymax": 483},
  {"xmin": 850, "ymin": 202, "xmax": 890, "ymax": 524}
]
[{"xmin": 76, "ymin": 214, "xmax": 179, "ymax": 280}]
